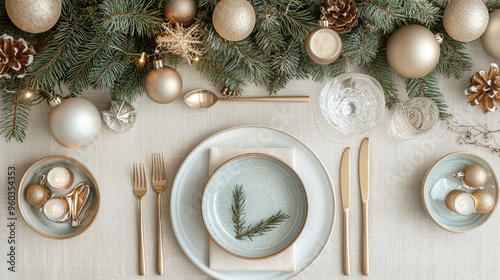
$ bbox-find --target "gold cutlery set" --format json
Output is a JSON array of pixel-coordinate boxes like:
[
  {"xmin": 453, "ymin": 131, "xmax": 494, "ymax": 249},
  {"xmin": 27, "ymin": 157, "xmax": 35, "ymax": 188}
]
[
  {"xmin": 133, "ymin": 154, "xmax": 168, "ymax": 276},
  {"xmin": 340, "ymin": 138, "xmax": 370, "ymax": 276}
]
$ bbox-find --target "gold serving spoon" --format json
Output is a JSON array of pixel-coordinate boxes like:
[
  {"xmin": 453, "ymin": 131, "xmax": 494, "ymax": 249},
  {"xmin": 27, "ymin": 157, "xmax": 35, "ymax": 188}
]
[{"xmin": 184, "ymin": 89, "xmax": 310, "ymax": 109}]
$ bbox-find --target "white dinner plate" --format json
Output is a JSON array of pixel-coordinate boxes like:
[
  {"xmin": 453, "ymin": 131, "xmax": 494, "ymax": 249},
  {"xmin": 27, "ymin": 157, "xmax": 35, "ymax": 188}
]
[{"xmin": 170, "ymin": 126, "xmax": 336, "ymax": 280}]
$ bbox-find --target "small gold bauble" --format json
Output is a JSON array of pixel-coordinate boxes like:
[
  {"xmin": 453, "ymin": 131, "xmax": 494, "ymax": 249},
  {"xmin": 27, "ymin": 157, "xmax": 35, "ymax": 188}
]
[
  {"xmin": 145, "ymin": 60, "xmax": 183, "ymax": 104},
  {"xmin": 443, "ymin": 0, "xmax": 489, "ymax": 42},
  {"xmin": 472, "ymin": 189, "xmax": 495, "ymax": 214},
  {"xmin": 455, "ymin": 164, "xmax": 488, "ymax": 188},
  {"xmin": 163, "ymin": 0, "xmax": 198, "ymax": 25},
  {"xmin": 5, "ymin": 0, "xmax": 61, "ymax": 34},
  {"xmin": 212, "ymin": 0, "xmax": 256, "ymax": 41},
  {"xmin": 305, "ymin": 20, "xmax": 342, "ymax": 64},
  {"xmin": 25, "ymin": 183, "xmax": 51, "ymax": 207},
  {"xmin": 386, "ymin": 25, "xmax": 440, "ymax": 79},
  {"xmin": 481, "ymin": 9, "xmax": 500, "ymax": 59}
]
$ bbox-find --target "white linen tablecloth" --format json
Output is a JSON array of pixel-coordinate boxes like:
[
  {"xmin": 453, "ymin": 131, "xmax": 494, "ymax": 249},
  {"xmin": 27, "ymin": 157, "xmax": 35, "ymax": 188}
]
[{"xmin": 1, "ymin": 40, "xmax": 500, "ymax": 279}]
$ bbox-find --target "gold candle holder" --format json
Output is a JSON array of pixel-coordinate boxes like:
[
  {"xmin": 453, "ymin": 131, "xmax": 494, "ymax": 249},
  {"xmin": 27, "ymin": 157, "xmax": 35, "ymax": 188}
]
[{"xmin": 445, "ymin": 190, "xmax": 476, "ymax": 216}]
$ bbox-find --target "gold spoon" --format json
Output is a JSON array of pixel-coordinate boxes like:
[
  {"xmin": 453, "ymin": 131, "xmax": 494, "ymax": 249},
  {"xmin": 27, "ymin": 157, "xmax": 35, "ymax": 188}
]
[{"xmin": 184, "ymin": 89, "xmax": 310, "ymax": 109}]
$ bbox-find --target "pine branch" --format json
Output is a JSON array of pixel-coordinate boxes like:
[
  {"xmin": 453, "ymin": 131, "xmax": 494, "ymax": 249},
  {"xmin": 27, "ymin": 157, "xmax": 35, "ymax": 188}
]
[
  {"xmin": 231, "ymin": 185, "xmax": 246, "ymax": 237},
  {"xmin": 432, "ymin": 24, "xmax": 474, "ymax": 80},
  {"xmin": 236, "ymin": 210, "xmax": 290, "ymax": 241},
  {"xmin": 231, "ymin": 185, "xmax": 290, "ymax": 241},
  {"xmin": 402, "ymin": 70, "xmax": 449, "ymax": 119},
  {"xmin": 341, "ymin": 25, "xmax": 379, "ymax": 67},
  {"xmin": 99, "ymin": 0, "xmax": 163, "ymax": 37},
  {"xmin": 268, "ymin": 39, "xmax": 300, "ymax": 94},
  {"xmin": 356, "ymin": 0, "xmax": 406, "ymax": 34},
  {"xmin": 366, "ymin": 48, "xmax": 399, "ymax": 109},
  {"xmin": 0, "ymin": 89, "xmax": 31, "ymax": 143},
  {"xmin": 485, "ymin": 0, "xmax": 500, "ymax": 11},
  {"xmin": 403, "ymin": 0, "xmax": 441, "ymax": 28}
]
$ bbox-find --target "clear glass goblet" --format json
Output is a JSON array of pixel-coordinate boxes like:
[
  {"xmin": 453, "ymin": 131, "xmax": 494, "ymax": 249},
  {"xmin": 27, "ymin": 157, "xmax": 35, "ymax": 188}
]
[{"xmin": 389, "ymin": 97, "xmax": 440, "ymax": 140}]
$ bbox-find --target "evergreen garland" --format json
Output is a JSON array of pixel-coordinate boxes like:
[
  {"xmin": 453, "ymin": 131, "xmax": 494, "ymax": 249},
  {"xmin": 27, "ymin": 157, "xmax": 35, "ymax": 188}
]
[{"xmin": 0, "ymin": 0, "xmax": 493, "ymax": 143}]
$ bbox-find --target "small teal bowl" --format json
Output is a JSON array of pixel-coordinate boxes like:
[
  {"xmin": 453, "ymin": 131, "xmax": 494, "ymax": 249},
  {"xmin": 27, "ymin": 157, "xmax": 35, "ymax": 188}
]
[{"xmin": 422, "ymin": 152, "xmax": 499, "ymax": 232}]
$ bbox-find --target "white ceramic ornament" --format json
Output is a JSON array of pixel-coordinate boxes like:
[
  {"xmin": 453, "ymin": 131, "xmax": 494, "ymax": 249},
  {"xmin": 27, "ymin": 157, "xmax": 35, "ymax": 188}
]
[{"xmin": 49, "ymin": 98, "xmax": 102, "ymax": 149}]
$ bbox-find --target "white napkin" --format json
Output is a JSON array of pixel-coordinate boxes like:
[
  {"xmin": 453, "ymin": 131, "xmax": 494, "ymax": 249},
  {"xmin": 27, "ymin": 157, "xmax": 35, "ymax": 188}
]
[{"xmin": 208, "ymin": 147, "xmax": 296, "ymax": 271}]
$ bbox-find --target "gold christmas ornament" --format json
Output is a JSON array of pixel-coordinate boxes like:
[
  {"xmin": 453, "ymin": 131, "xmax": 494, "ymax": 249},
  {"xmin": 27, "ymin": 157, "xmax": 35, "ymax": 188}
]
[
  {"xmin": 163, "ymin": 0, "xmax": 198, "ymax": 25},
  {"xmin": 50, "ymin": 97, "xmax": 102, "ymax": 149},
  {"xmin": 145, "ymin": 59, "xmax": 183, "ymax": 104},
  {"xmin": 465, "ymin": 63, "xmax": 500, "ymax": 113},
  {"xmin": 443, "ymin": 0, "xmax": 489, "ymax": 42},
  {"xmin": 156, "ymin": 23, "xmax": 203, "ymax": 65},
  {"xmin": 472, "ymin": 189, "xmax": 495, "ymax": 214},
  {"xmin": 386, "ymin": 25, "xmax": 440, "ymax": 79},
  {"xmin": 481, "ymin": 10, "xmax": 500, "ymax": 59},
  {"xmin": 453, "ymin": 164, "xmax": 488, "ymax": 188},
  {"xmin": 212, "ymin": 0, "xmax": 256, "ymax": 41},
  {"xmin": 25, "ymin": 176, "xmax": 51, "ymax": 207},
  {"xmin": 5, "ymin": 0, "xmax": 61, "ymax": 34},
  {"xmin": 306, "ymin": 20, "xmax": 342, "ymax": 64}
]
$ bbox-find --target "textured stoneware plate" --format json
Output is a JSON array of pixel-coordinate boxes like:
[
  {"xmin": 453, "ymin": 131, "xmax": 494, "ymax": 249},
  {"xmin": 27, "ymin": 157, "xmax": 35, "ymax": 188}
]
[
  {"xmin": 202, "ymin": 153, "xmax": 308, "ymax": 259},
  {"xmin": 18, "ymin": 156, "xmax": 100, "ymax": 239},
  {"xmin": 422, "ymin": 152, "xmax": 499, "ymax": 232},
  {"xmin": 170, "ymin": 126, "xmax": 335, "ymax": 280}
]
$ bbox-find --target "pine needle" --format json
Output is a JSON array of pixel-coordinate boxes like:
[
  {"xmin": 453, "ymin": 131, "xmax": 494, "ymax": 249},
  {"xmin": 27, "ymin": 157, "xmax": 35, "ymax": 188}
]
[
  {"xmin": 402, "ymin": 70, "xmax": 449, "ymax": 119},
  {"xmin": 231, "ymin": 185, "xmax": 290, "ymax": 241}
]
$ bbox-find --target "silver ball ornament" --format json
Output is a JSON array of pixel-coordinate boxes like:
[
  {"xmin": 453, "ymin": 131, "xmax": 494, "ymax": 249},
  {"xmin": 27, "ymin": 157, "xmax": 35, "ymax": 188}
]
[
  {"xmin": 145, "ymin": 60, "xmax": 183, "ymax": 104},
  {"xmin": 443, "ymin": 0, "xmax": 489, "ymax": 42},
  {"xmin": 50, "ymin": 98, "xmax": 102, "ymax": 149},
  {"xmin": 6, "ymin": 0, "xmax": 61, "ymax": 34},
  {"xmin": 386, "ymin": 25, "xmax": 440, "ymax": 78},
  {"xmin": 481, "ymin": 9, "xmax": 500, "ymax": 59},
  {"xmin": 212, "ymin": 0, "xmax": 256, "ymax": 41},
  {"xmin": 163, "ymin": 0, "xmax": 198, "ymax": 25}
]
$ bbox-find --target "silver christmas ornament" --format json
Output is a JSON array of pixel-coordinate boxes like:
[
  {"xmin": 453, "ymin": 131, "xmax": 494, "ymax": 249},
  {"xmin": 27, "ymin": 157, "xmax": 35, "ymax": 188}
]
[
  {"xmin": 145, "ymin": 59, "xmax": 183, "ymax": 104},
  {"xmin": 50, "ymin": 98, "xmax": 102, "ymax": 149},
  {"xmin": 102, "ymin": 100, "xmax": 137, "ymax": 132}
]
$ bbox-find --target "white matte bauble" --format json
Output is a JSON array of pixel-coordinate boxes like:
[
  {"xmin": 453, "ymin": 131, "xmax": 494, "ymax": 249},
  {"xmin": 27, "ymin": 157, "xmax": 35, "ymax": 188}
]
[
  {"xmin": 145, "ymin": 64, "xmax": 183, "ymax": 104},
  {"xmin": 443, "ymin": 0, "xmax": 489, "ymax": 42},
  {"xmin": 386, "ymin": 25, "xmax": 440, "ymax": 79},
  {"xmin": 212, "ymin": 0, "xmax": 256, "ymax": 41},
  {"xmin": 50, "ymin": 98, "xmax": 102, "ymax": 149},
  {"xmin": 5, "ymin": 0, "xmax": 61, "ymax": 33},
  {"xmin": 481, "ymin": 9, "xmax": 500, "ymax": 59}
]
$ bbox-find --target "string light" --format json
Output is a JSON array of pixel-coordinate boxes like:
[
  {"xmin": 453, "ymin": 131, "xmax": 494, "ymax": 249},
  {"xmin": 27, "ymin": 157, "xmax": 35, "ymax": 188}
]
[
  {"xmin": 194, "ymin": 56, "xmax": 200, "ymax": 62},
  {"xmin": 24, "ymin": 89, "xmax": 34, "ymax": 100},
  {"xmin": 138, "ymin": 52, "xmax": 146, "ymax": 64}
]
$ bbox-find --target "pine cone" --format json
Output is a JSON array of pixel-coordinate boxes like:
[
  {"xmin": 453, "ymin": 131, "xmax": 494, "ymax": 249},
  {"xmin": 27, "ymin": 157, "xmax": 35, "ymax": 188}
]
[
  {"xmin": 0, "ymin": 34, "xmax": 36, "ymax": 79},
  {"xmin": 221, "ymin": 85, "xmax": 240, "ymax": 98},
  {"xmin": 321, "ymin": 0, "xmax": 359, "ymax": 33},
  {"xmin": 465, "ymin": 63, "xmax": 500, "ymax": 113}
]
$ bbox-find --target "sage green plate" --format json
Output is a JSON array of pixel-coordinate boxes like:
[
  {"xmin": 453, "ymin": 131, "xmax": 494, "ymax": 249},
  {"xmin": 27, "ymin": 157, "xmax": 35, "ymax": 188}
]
[{"xmin": 201, "ymin": 153, "xmax": 308, "ymax": 260}]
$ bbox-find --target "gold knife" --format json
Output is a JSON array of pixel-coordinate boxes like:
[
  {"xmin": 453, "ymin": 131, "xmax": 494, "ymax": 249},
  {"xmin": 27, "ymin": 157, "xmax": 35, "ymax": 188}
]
[
  {"xmin": 340, "ymin": 147, "xmax": 351, "ymax": 276},
  {"xmin": 359, "ymin": 138, "xmax": 370, "ymax": 276}
]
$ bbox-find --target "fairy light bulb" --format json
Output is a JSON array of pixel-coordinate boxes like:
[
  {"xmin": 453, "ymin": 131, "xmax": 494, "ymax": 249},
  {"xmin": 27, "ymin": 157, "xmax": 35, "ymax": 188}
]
[
  {"xmin": 24, "ymin": 89, "xmax": 34, "ymax": 100},
  {"xmin": 139, "ymin": 52, "xmax": 146, "ymax": 64}
]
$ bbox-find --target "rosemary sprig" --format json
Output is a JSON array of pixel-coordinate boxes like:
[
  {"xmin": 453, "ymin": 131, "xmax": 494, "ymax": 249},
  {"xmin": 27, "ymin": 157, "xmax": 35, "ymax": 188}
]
[{"xmin": 231, "ymin": 185, "xmax": 290, "ymax": 241}]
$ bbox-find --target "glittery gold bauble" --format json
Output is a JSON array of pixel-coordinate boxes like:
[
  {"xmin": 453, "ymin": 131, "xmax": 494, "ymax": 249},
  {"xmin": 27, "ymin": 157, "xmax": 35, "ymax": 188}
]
[
  {"xmin": 5, "ymin": 0, "xmax": 61, "ymax": 34},
  {"xmin": 472, "ymin": 189, "xmax": 495, "ymax": 214},
  {"xmin": 481, "ymin": 10, "xmax": 500, "ymax": 59},
  {"xmin": 460, "ymin": 164, "xmax": 488, "ymax": 188},
  {"xmin": 386, "ymin": 25, "xmax": 440, "ymax": 79},
  {"xmin": 145, "ymin": 60, "xmax": 183, "ymax": 104},
  {"xmin": 212, "ymin": 0, "xmax": 256, "ymax": 41},
  {"xmin": 25, "ymin": 183, "xmax": 51, "ymax": 207},
  {"xmin": 443, "ymin": 0, "xmax": 489, "ymax": 42},
  {"xmin": 163, "ymin": 0, "xmax": 198, "ymax": 25}
]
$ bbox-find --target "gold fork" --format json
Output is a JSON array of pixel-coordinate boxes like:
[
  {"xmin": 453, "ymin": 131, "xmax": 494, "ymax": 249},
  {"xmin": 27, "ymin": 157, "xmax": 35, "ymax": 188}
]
[
  {"xmin": 133, "ymin": 163, "xmax": 148, "ymax": 276},
  {"xmin": 152, "ymin": 153, "xmax": 167, "ymax": 275}
]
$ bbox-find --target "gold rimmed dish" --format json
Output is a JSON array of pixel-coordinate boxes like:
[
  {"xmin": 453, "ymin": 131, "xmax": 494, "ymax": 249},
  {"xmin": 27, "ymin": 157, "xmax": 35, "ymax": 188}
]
[
  {"xmin": 18, "ymin": 156, "xmax": 100, "ymax": 239},
  {"xmin": 201, "ymin": 153, "xmax": 308, "ymax": 260},
  {"xmin": 422, "ymin": 152, "xmax": 499, "ymax": 232}
]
